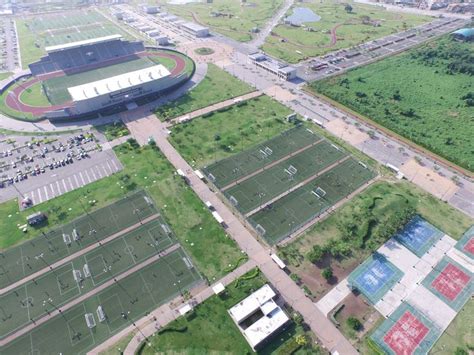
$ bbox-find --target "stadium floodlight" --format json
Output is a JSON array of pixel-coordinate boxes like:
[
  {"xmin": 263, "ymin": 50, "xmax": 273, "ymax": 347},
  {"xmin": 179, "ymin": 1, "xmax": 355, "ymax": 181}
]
[
  {"xmin": 85, "ymin": 313, "xmax": 96, "ymax": 328},
  {"xmin": 63, "ymin": 233, "xmax": 72, "ymax": 246},
  {"xmin": 311, "ymin": 187, "xmax": 326, "ymax": 199},
  {"xmin": 255, "ymin": 224, "xmax": 266, "ymax": 235},
  {"xmin": 96, "ymin": 305, "xmax": 106, "ymax": 322},
  {"xmin": 229, "ymin": 195, "xmax": 239, "ymax": 206}
]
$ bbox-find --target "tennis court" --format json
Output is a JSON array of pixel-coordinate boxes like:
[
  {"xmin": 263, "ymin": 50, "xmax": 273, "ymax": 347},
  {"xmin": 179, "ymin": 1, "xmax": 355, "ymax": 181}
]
[
  {"xmin": 371, "ymin": 302, "xmax": 442, "ymax": 355},
  {"xmin": 2, "ymin": 247, "xmax": 202, "ymax": 355},
  {"xmin": 203, "ymin": 125, "xmax": 321, "ymax": 189},
  {"xmin": 0, "ymin": 218, "xmax": 175, "ymax": 340},
  {"xmin": 393, "ymin": 216, "xmax": 444, "ymax": 257},
  {"xmin": 249, "ymin": 158, "xmax": 375, "ymax": 245},
  {"xmin": 348, "ymin": 253, "xmax": 404, "ymax": 305},
  {"xmin": 421, "ymin": 256, "xmax": 472, "ymax": 311},
  {"xmin": 454, "ymin": 225, "xmax": 474, "ymax": 260},
  {"xmin": 43, "ymin": 57, "xmax": 158, "ymax": 105},
  {"xmin": 0, "ymin": 190, "xmax": 158, "ymax": 290},
  {"xmin": 223, "ymin": 140, "xmax": 346, "ymax": 214}
]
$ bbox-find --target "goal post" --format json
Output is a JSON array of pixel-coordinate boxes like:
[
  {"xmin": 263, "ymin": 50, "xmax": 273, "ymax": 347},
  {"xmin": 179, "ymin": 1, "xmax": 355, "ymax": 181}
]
[
  {"xmin": 229, "ymin": 195, "xmax": 239, "ymax": 206},
  {"xmin": 311, "ymin": 187, "xmax": 326, "ymax": 199},
  {"xmin": 255, "ymin": 224, "xmax": 266, "ymax": 236}
]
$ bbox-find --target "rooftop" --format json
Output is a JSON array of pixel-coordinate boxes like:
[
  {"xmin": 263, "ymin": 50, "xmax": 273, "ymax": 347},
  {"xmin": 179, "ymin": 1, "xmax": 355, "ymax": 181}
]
[
  {"xmin": 67, "ymin": 64, "xmax": 170, "ymax": 102},
  {"xmin": 181, "ymin": 22, "xmax": 209, "ymax": 32},
  {"xmin": 45, "ymin": 34, "xmax": 123, "ymax": 53},
  {"xmin": 228, "ymin": 284, "xmax": 276, "ymax": 323}
]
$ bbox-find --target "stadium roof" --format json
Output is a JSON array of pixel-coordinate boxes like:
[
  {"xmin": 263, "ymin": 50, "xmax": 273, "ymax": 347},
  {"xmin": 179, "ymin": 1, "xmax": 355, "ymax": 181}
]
[
  {"xmin": 67, "ymin": 64, "xmax": 170, "ymax": 102},
  {"xmin": 452, "ymin": 28, "xmax": 474, "ymax": 38},
  {"xmin": 45, "ymin": 34, "xmax": 123, "ymax": 53}
]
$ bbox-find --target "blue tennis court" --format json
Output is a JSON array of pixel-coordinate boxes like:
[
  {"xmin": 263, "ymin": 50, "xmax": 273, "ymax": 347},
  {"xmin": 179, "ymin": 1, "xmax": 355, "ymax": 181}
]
[
  {"xmin": 394, "ymin": 216, "xmax": 444, "ymax": 257},
  {"xmin": 348, "ymin": 253, "xmax": 403, "ymax": 304}
]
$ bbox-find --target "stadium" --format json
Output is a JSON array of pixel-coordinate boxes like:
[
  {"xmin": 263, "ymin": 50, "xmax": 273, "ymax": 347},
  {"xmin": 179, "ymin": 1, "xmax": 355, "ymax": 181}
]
[{"xmin": 2, "ymin": 34, "xmax": 194, "ymax": 120}]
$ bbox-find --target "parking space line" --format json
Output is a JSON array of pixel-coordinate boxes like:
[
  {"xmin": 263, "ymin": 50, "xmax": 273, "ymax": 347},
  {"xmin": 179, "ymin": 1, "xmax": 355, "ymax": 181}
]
[
  {"xmin": 43, "ymin": 185, "xmax": 49, "ymax": 200},
  {"xmin": 84, "ymin": 170, "xmax": 92, "ymax": 183},
  {"xmin": 95, "ymin": 166, "xmax": 103, "ymax": 179},
  {"xmin": 90, "ymin": 168, "xmax": 97, "ymax": 180},
  {"xmin": 74, "ymin": 174, "xmax": 80, "ymax": 187},
  {"xmin": 102, "ymin": 163, "xmax": 111, "ymax": 175},
  {"xmin": 49, "ymin": 183, "xmax": 56, "ymax": 197},
  {"xmin": 106, "ymin": 160, "xmax": 113, "ymax": 173},
  {"xmin": 79, "ymin": 172, "xmax": 85, "ymax": 186},
  {"xmin": 37, "ymin": 188, "xmax": 43, "ymax": 204},
  {"xmin": 62, "ymin": 179, "xmax": 68, "ymax": 192},
  {"xmin": 111, "ymin": 159, "xmax": 119, "ymax": 172},
  {"xmin": 68, "ymin": 177, "xmax": 74, "ymax": 190},
  {"xmin": 56, "ymin": 181, "xmax": 61, "ymax": 194}
]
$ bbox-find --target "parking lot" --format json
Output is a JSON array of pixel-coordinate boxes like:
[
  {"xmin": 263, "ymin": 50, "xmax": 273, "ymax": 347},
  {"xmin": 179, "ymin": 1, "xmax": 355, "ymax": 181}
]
[
  {"xmin": 0, "ymin": 18, "xmax": 20, "ymax": 71},
  {"xmin": 298, "ymin": 17, "xmax": 467, "ymax": 81},
  {"xmin": 0, "ymin": 132, "xmax": 123, "ymax": 207}
]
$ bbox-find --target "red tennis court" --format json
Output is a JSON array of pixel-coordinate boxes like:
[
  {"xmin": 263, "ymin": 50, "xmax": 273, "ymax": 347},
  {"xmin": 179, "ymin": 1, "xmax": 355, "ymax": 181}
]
[
  {"xmin": 431, "ymin": 263, "xmax": 470, "ymax": 301},
  {"xmin": 383, "ymin": 311, "xmax": 429, "ymax": 355}
]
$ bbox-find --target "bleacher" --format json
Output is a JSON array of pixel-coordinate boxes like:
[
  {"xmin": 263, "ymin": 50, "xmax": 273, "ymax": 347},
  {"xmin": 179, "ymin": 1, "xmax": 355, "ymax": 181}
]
[{"xmin": 29, "ymin": 36, "xmax": 145, "ymax": 76}]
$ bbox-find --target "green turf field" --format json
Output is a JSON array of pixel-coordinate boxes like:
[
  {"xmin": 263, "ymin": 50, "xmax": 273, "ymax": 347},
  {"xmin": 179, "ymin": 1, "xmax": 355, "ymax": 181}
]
[
  {"xmin": 224, "ymin": 140, "xmax": 346, "ymax": 214},
  {"xmin": 261, "ymin": 0, "xmax": 430, "ymax": 63},
  {"xmin": 19, "ymin": 81, "xmax": 51, "ymax": 107},
  {"xmin": 0, "ymin": 217, "xmax": 175, "ymax": 339},
  {"xmin": 155, "ymin": 64, "xmax": 254, "ymax": 121},
  {"xmin": 43, "ymin": 57, "xmax": 157, "ymax": 105},
  {"xmin": 250, "ymin": 158, "xmax": 375, "ymax": 245},
  {"xmin": 309, "ymin": 35, "xmax": 474, "ymax": 172},
  {"xmin": 2, "ymin": 247, "xmax": 201, "ymax": 355},
  {"xmin": 159, "ymin": 0, "xmax": 285, "ymax": 42},
  {"xmin": 16, "ymin": 10, "xmax": 131, "ymax": 67},
  {"xmin": 203, "ymin": 125, "xmax": 320, "ymax": 189},
  {"xmin": 0, "ymin": 190, "xmax": 158, "ymax": 290}
]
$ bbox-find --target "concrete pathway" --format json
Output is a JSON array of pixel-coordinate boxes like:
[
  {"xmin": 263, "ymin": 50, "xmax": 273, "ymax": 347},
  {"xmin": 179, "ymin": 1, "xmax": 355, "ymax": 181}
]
[
  {"xmin": 122, "ymin": 113, "xmax": 358, "ymax": 354},
  {"xmin": 316, "ymin": 278, "xmax": 351, "ymax": 317}
]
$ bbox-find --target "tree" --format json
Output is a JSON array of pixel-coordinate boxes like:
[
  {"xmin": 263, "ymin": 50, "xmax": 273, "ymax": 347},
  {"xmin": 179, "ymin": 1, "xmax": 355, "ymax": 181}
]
[
  {"xmin": 307, "ymin": 245, "xmax": 325, "ymax": 263},
  {"xmin": 321, "ymin": 267, "xmax": 333, "ymax": 281},
  {"xmin": 345, "ymin": 4, "xmax": 353, "ymax": 13},
  {"xmin": 454, "ymin": 348, "xmax": 468, "ymax": 355},
  {"xmin": 347, "ymin": 317, "xmax": 362, "ymax": 331}
]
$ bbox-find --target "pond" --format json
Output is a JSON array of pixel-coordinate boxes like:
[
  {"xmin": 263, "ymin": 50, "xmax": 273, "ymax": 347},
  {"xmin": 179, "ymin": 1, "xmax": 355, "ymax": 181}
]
[{"xmin": 285, "ymin": 7, "xmax": 321, "ymax": 26}]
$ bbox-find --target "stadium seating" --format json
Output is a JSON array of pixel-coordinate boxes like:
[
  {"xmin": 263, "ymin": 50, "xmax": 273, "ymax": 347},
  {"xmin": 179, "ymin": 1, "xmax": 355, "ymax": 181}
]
[{"xmin": 29, "ymin": 39, "xmax": 145, "ymax": 76}]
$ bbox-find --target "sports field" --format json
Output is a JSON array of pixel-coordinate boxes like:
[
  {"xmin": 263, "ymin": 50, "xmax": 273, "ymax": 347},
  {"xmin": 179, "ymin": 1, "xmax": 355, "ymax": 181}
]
[
  {"xmin": 16, "ymin": 10, "xmax": 131, "ymax": 67},
  {"xmin": 224, "ymin": 140, "xmax": 346, "ymax": 214},
  {"xmin": 250, "ymin": 157, "xmax": 374, "ymax": 245},
  {"xmin": 43, "ymin": 57, "xmax": 159, "ymax": 105},
  {"xmin": 0, "ymin": 217, "xmax": 175, "ymax": 340},
  {"xmin": 160, "ymin": 0, "xmax": 285, "ymax": 42},
  {"xmin": 261, "ymin": 0, "xmax": 430, "ymax": 63},
  {"xmin": 309, "ymin": 35, "xmax": 474, "ymax": 172},
  {"xmin": 203, "ymin": 125, "xmax": 320, "ymax": 189},
  {"xmin": 0, "ymin": 190, "xmax": 157, "ymax": 290},
  {"xmin": 2, "ymin": 247, "xmax": 201, "ymax": 354}
]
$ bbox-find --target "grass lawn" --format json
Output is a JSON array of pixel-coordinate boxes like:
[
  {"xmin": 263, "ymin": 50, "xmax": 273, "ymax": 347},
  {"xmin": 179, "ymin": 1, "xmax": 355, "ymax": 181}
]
[
  {"xmin": 140, "ymin": 268, "xmax": 321, "ymax": 355},
  {"xmin": 158, "ymin": 0, "xmax": 284, "ymax": 42},
  {"xmin": 0, "ymin": 72, "xmax": 12, "ymax": 81},
  {"xmin": 16, "ymin": 19, "xmax": 45, "ymax": 68},
  {"xmin": 430, "ymin": 299, "xmax": 473, "ymax": 354},
  {"xmin": 261, "ymin": 0, "xmax": 431, "ymax": 63},
  {"xmin": 94, "ymin": 121, "xmax": 130, "ymax": 141},
  {"xmin": 19, "ymin": 81, "xmax": 50, "ymax": 107},
  {"xmin": 169, "ymin": 95, "xmax": 294, "ymax": 168},
  {"xmin": 99, "ymin": 333, "xmax": 135, "ymax": 355},
  {"xmin": 0, "ymin": 142, "xmax": 243, "ymax": 280},
  {"xmin": 309, "ymin": 36, "xmax": 474, "ymax": 172},
  {"xmin": 0, "ymin": 82, "xmax": 36, "ymax": 120},
  {"xmin": 278, "ymin": 180, "xmax": 473, "ymax": 300},
  {"xmin": 155, "ymin": 64, "xmax": 254, "ymax": 121}
]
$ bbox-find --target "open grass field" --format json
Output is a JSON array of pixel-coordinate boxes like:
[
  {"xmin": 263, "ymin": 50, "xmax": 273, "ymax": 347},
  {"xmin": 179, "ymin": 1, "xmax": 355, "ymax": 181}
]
[
  {"xmin": 0, "ymin": 82, "xmax": 36, "ymax": 120},
  {"xmin": 0, "ymin": 190, "xmax": 158, "ymax": 289},
  {"xmin": 309, "ymin": 35, "xmax": 474, "ymax": 172},
  {"xmin": 141, "ymin": 268, "xmax": 321, "ymax": 355},
  {"xmin": 261, "ymin": 0, "xmax": 431, "ymax": 63},
  {"xmin": 278, "ymin": 180, "xmax": 473, "ymax": 300},
  {"xmin": 16, "ymin": 10, "xmax": 131, "ymax": 67},
  {"xmin": 0, "ymin": 143, "xmax": 243, "ymax": 281},
  {"xmin": 43, "ymin": 57, "xmax": 159, "ymax": 105},
  {"xmin": 158, "ymin": 0, "xmax": 284, "ymax": 42},
  {"xmin": 0, "ymin": 72, "xmax": 12, "ymax": 81},
  {"xmin": 430, "ymin": 299, "xmax": 473, "ymax": 354},
  {"xmin": 2, "ymin": 247, "xmax": 201, "ymax": 355},
  {"xmin": 0, "ymin": 217, "xmax": 176, "ymax": 339},
  {"xmin": 94, "ymin": 121, "xmax": 130, "ymax": 142},
  {"xmin": 169, "ymin": 95, "xmax": 295, "ymax": 167},
  {"xmin": 155, "ymin": 64, "xmax": 254, "ymax": 121},
  {"xmin": 19, "ymin": 81, "xmax": 50, "ymax": 107}
]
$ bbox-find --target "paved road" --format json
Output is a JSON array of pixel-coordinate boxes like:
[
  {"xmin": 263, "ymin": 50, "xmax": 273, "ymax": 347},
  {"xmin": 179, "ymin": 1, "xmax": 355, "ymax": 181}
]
[
  {"xmin": 122, "ymin": 112, "xmax": 358, "ymax": 354},
  {"xmin": 0, "ymin": 242, "xmax": 180, "ymax": 347}
]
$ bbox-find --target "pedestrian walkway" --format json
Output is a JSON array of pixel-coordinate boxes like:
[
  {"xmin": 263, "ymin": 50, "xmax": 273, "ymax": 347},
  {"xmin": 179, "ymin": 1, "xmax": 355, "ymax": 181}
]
[{"xmin": 122, "ymin": 113, "xmax": 358, "ymax": 354}]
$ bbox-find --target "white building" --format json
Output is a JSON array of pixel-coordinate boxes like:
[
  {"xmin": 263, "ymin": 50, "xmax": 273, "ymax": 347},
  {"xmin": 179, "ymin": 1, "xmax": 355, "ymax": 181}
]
[
  {"xmin": 248, "ymin": 53, "xmax": 296, "ymax": 81},
  {"xmin": 228, "ymin": 284, "xmax": 290, "ymax": 350},
  {"xmin": 67, "ymin": 65, "xmax": 175, "ymax": 113},
  {"xmin": 181, "ymin": 22, "xmax": 209, "ymax": 38}
]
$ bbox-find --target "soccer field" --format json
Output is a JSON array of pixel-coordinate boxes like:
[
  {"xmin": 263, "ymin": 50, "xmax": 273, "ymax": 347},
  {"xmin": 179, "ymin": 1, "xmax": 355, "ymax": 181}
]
[
  {"xmin": 2, "ymin": 247, "xmax": 201, "ymax": 355},
  {"xmin": 0, "ymin": 190, "xmax": 158, "ymax": 290},
  {"xmin": 43, "ymin": 57, "xmax": 158, "ymax": 105},
  {"xmin": 0, "ymin": 218, "xmax": 175, "ymax": 340}
]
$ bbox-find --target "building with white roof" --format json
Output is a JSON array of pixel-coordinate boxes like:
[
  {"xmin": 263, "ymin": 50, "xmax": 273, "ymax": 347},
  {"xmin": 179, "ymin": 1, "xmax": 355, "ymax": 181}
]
[
  {"xmin": 248, "ymin": 52, "xmax": 297, "ymax": 81},
  {"xmin": 180, "ymin": 22, "xmax": 209, "ymax": 37},
  {"xmin": 67, "ymin": 64, "xmax": 174, "ymax": 113},
  {"xmin": 228, "ymin": 284, "xmax": 290, "ymax": 350}
]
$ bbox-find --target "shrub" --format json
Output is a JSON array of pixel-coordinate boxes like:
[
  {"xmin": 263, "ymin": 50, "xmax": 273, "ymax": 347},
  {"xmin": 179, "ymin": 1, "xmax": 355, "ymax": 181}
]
[
  {"xmin": 306, "ymin": 245, "xmax": 324, "ymax": 263},
  {"xmin": 321, "ymin": 267, "xmax": 333, "ymax": 281},
  {"xmin": 454, "ymin": 348, "xmax": 468, "ymax": 355},
  {"xmin": 347, "ymin": 316, "xmax": 362, "ymax": 331}
]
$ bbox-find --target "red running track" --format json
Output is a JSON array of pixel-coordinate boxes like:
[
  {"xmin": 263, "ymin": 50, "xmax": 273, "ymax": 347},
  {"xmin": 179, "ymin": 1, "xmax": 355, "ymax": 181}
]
[{"xmin": 5, "ymin": 51, "xmax": 187, "ymax": 117}]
